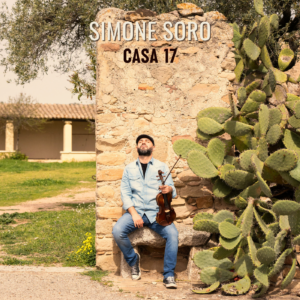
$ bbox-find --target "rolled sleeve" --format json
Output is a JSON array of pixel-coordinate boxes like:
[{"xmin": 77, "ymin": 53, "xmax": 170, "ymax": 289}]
[
  {"xmin": 164, "ymin": 165, "xmax": 177, "ymax": 199},
  {"xmin": 121, "ymin": 168, "xmax": 134, "ymax": 211}
]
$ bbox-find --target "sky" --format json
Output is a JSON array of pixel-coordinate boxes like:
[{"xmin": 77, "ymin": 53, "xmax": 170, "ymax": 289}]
[{"xmin": 0, "ymin": 0, "xmax": 92, "ymax": 105}]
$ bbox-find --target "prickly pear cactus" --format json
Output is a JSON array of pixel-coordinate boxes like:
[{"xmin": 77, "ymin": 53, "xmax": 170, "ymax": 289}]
[{"xmin": 173, "ymin": 0, "xmax": 300, "ymax": 296}]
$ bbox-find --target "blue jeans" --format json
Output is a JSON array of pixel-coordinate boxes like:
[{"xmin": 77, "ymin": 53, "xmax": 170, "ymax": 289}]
[{"xmin": 112, "ymin": 212, "xmax": 179, "ymax": 279}]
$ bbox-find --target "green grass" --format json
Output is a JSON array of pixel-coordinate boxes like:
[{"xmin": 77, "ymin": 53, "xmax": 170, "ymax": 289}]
[
  {"xmin": 81, "ymin": 270, "xmax": 109, "ymax": 283},
  {"xmin": 0, "ymin": 159, "xmax": 96, "ymax": 206},
  {"xmin": 0, "ymin": 203, "xmax": 96, "ymax": 266}
]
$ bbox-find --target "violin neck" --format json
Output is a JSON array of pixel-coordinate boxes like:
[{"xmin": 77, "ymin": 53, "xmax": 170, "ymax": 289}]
[{"xmin": 163, "ymin": 193, "xmax": 170, "ymax": 211}]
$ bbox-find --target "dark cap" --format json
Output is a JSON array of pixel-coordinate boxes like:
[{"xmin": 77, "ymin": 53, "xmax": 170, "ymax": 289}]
[{"xmin": 136, "ymin": 134, "xmax": 155, "ymax": 146}]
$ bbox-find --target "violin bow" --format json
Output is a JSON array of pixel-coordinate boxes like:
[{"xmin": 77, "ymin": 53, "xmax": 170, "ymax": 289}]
[{"xmin": 162, "ymin": 155, "xmax": 181, "ymax": 185}]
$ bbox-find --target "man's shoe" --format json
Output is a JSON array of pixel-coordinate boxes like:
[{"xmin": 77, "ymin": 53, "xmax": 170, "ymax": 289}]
[
  {"xmin": 131, "ymin": 253, "xmax": 141, "ymax": 280},
  {"xmin": 163, "ymin": 276, "xmax": 177, "ymax": 289}
]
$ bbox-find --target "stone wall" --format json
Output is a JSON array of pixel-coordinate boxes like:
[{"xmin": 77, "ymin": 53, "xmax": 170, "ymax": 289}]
[{"xmin": 95, "ymin": 4, "xmax": 238, "ymax": 275}]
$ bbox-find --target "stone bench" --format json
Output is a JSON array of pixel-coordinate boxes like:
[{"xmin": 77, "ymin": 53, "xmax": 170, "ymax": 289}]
[{"xmin": 120, "ymin": 224, "xmax": 210, "ymax": 280}]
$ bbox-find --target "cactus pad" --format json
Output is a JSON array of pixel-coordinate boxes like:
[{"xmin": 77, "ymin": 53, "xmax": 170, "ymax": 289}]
[
  {"xmin": 193, "ymin": 250, "xmax": 233, "ymax": 270},
  {"xmin": 256, "ymin": 247, "xmax": 276, "ymax": 265},
  {"xmin": 224, "ymin": 170, "xmax": 256, "ymax": 190},
  {"xmin": 274, "ymin": 229, "xmax": 288, "ymax": 255},
  {"xmin": 222, "ymin": 275, "xmax": 251, "ymax": 295},
  {"xmin": 207, "ymin": 138, "xmax": 225, "ymax": 167},
  {"xmin": 196, "ymin": 107, "xmax": 232, "ymax": 123},
  {"xmin": 289, "ymin": 160, "xmax": 300, "ymax": 181},
  {"xmin": 269, "ymin": 108, "xmax": 282, "ymax": 127},
  {"xmin": 254, "ymin": 208, "xmax": 269, "ymax": 234},
  {"xmin": 213, "ymin": 246, "xmax": 236, "ymax": 260},
  {"xmin": 219, "ymin": 164, "xmax": 235, "ymax": 180},
  {"xmin": 200, "ymin": 267, "xmax": 234, "ymax": 285},
  {"xmin": 289, "ymin": 210, "xmax": 300, "ymax": 236},
  {"xmin": 272, "ymin": 200, "xmax": 300, "ymax": 215},
  {"xmin": 293, "ymin": 235, "xmax": 300, "ymax": 245},
  {"xmin": 198, "ymin": 118, "xmax": 224, "ymax": 135},
  {"xmin": 262, "ymin": 230, "xmax": 276, "ymax": 248},
  {"xmin": 241, "ymin": 202, "xmax": 254, "ymax": 237},
  {"xmin": 220, "ymin": 234, "xmax": 242, "ymax": 250},
  {"xmin": 219, "ymin": 221, "xmax": 241, "ymax": 239},
  {"xmin": 240, "ymin": 150, "xmax": 257, "ymax": 172},
  {"xmin": 266, "ymin": 124, "xmax": 282, "ymax": 145},
  {"xmin": 257, "ymin": 137, "xmax": 268, "ymax": 162},
  {"xmin": 269, "ymin": 248, "xmax": 293, "ymax": 277},
  {"xmin": 193, "ymin": 212, "xmax": 213, "ymax": 224},
  {"xmin": 244, "ymin": 38, "xmax": 261, "ymax": 60},
  {"xmin": 283, "ymin": 129, "xmax": 300, "ymax": 153},
  {"xmin": 265, "ymin": 149, "xmax": 298, "ymax": 172},
  {"xmin": 213, "ymin": 210, "xmax": 235, "ymax": 223},
  {"xmin": 288, "ymin": 115, "xmax": 300, "ymax": 129},
  {"xmin": 281, "ymin": 258, "xmax": 296, "ymax": 290},
  {"xmin": 251, "ymin": 154, "xmax": 264, "ymax": 174},
  {"xmin": 224, "ymin": 121, "xmax": 253, "ymax": 137},
  {"xmin": 278, "ymin": 48, "xmax": 294, "ymax": 71},
  {"xmin": 271, "ymin": 67, "xmax": 288, "ymax": 83},
  {"xmin": 192, "ymin": 281, "xmax": 220, "ymax": 294},
  {"xmin": 240, "ymin": 99, "xmax": 260, "ymax": 115},
  {"xmin": 193, "ymin": 219, "xmax": 219, "ymax": 233},
  {"xmin": 249, "ymin": 90, "xmax": 266, "ymax": 103},
  {"xmin": 246, "ymin": 80, "xmax": 262, "ymax": 94},
  {"xmin": 256, "ymin": 171, "xmax": 272, "ymax": 197},
  {"xmin": 260, "ymin": 45, "xmax": 273, "ymax": 69},
  {"xmin": 248, "ymin": 235, "xmax": 261, "ymax": 267},
  {"xmin": 259, "ymin": 105, "xmax": 269, "ymax": 136},
  {"xmin": 213, "ymin": 178, "xmax": 232, "ymax": 198},
  {"xmin": 239, "ymin": 181, "xmax": 261, "ymax": 199},
  {"xmin": 187, "ymin": 150, "xmax": 219, "ymax": 179},
  {"xmin": 234, "ymin": 255, "xmax": 254, "ymax": 277},
  {"xmin": 173, "ymin": 139, "xmax": 207, "ymax": 159},
  {"xmin": 254, "ymin": 264, "xmax": 269, "ymax": 287},
  {"xmin": 237, "ymin": 87, "xmax": 247, "ymax": 105},
  {"xmin": 235, "ymin": 196, "xmax": 248, "ymax": 209}
]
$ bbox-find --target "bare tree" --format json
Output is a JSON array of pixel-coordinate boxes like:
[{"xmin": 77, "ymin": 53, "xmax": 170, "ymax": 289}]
[{"xmin": 0, "ymin": 93, "xmax": 49, "ymax": 151}]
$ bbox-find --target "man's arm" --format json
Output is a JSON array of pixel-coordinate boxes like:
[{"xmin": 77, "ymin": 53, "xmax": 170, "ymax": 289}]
[{"xmin": 121, "ymin": 168, "xmax": 144, "ymax": 228}]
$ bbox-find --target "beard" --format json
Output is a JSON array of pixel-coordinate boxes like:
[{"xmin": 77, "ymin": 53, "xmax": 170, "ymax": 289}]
[{"xmin": 137, "ymin": 146, "xmax": 153, "ymax": 156}]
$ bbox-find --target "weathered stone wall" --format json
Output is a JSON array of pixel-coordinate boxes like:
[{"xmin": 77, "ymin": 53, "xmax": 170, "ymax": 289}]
[{"xmin": 95, "ymin": 5, "xmax": 238, "ymax": 274}]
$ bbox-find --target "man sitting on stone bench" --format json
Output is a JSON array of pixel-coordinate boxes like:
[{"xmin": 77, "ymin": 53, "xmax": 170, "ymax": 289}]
[{"xmin": 112, "ymin": 134, "xmax": 178, "ymax": 289}]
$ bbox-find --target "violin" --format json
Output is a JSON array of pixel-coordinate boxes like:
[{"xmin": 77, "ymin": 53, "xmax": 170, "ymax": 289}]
[
  {"xmin": 155, "ymin": 155, "xmax": 181, "ymax": 226},
  {"xmin": 156, "ymin": 170, "xmax": 176, "ymax": 226}
]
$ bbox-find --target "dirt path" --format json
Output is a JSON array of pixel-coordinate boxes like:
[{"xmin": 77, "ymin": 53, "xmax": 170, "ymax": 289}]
[{"xmin": 0, "ymin": 187, "xmax": 95, "ymax": 215}]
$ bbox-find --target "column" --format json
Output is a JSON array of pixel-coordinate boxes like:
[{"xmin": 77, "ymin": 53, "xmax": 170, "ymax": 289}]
[
  {"xmin": 5, "ymin": 120, "xmax": 14, "ymax": 152},
  {"xmin": 63, "ymin": 121, "xmax": 72, "ymax": 152}
]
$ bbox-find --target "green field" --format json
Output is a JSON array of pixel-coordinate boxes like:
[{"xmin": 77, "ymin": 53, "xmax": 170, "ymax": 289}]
[
  {"xmin": 0, "ymin": 203, "xmax": 96, "ymax": 266},
  {"xmin": 0, "ymin": 159, "xmax": 96, "ymax": 206}
]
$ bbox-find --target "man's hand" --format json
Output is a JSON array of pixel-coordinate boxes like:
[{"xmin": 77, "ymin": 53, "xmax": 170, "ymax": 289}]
[
  {"xmin": 132, "ymin": 213, "xmax": 144, "ymax": 228},
  {"xmin": 159, "ymin": 185, "xmax": 173, "ymax": 194}
]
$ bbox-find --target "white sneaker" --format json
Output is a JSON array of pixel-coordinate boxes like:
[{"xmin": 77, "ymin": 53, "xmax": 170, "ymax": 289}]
[{"xmin": 131, "ymin": 253, "xmax": 141, "ymax": 280}]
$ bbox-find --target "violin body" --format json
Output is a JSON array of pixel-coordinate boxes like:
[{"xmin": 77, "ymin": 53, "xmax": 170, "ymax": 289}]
[
  {"xmin": 155, "ymin": 169, "xmax": 176, "ymax": 226},
  {"xmin": 156, "ymin": 192, "xmax": 176, "ymax": 226}
]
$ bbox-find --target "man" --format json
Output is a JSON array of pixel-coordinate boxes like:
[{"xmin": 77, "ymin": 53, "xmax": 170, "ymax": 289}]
[{"xmin": 112, "ymin": 134, "xmax": 178, "ymax": 289}]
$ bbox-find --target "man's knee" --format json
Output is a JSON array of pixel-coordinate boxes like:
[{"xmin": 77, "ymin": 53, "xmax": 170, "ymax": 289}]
[
  {"xmin": 166, "ymin": 225, "xmax": 179, "ymax": 241},
  {"xmin": 112, "ymin": 223, "xmax": 122, "ymax": 240}
]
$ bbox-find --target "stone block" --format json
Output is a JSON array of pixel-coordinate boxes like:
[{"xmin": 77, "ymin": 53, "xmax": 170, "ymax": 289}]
[
  {"xmin": 97, "ymin": 169, "xmax": 124, "ymax": 181},
  {"xmin": 175, "ymin": 203, "xmax": 197, "ymax": 219},
  {"xmin": 138, "ymin": 83, "xmax": 154, "ymax": 90},
  {"xmin": 150, "ymin": 66, "xmax": 174, "ymax": 84},
  {"xmin": 96, "ymin": 114, "xmax": 115, "ymax": 123},
  {"xmin": 122, "ymin": 113, "xmax": 138, "ymax": 119},
  {"xmin": 196, "ymin": 195, "xmax": 213, "ymax": 208},
  {"xmin": 96, "ymin": 207, "xmax": 123, "ymax": 219},
  {"xmin": 151, "ymin": 117, "xmax": 169, "ymax": 125},
  {"xmin": 134, "ymin": 118, "xmax": 149, "ymax": 128},
  {"xmin": 96, "ymin": 185, "xmax": 115, "ymax": 199},
  {"xmin": 95, "ymin": 237, "xmax": 116, "ymax": 251},
  {"xmin": 110, "ymin": 126, "xmax": 127, "ymax": 136},
  {"xmin": 219, "ymin": 72, "xmax": 236, "ymax": 81},
  {"xmin": 99, "ymin": 43, "xmax": 121, "ymax": 52},
  {"xmin": 221, "ymin": 57, "xmax": 236, "ymax": 71},
  {"xmin": 96, "ymin": 138, "xmax": 126, "ymax": 151},
  {"xmin": 172, "ymin": 197, "xmax": 186, "ymax": 206},
  {"xmin": 97, "ymin": 152, "xmax": 126, "ymax": 166},
  {"xmin": 178, "ymin": 169, "xmax": 201, "ymax": 182},
  {"xmin": 96, "ymin": 253, "xmax": 121, "ymax": 272},
  {"xmin": 187, "ymin": 246, "xmax": 202, "ymax": 281},
  {"xmin": 96, "ymin": 219, "xmax": 113, "ymax": 235},
  {"xmin": 189, "ymin": 84, "xmax": 220, "ymax": 97},
  {"xmin": 180, "ymin": 185, "xmax": 212, "ymax": 198}
]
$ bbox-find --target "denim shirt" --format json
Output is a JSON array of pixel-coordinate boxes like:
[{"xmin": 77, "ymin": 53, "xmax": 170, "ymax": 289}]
[{"xmin": 121, "ymin": 157, "xmax": 177, "ymax": 223}]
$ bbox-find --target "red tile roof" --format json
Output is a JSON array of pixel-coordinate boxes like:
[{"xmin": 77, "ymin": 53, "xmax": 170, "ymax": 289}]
[{"xmin": 0, "ymin": 103, "xmax": 95, "ymax": 120}]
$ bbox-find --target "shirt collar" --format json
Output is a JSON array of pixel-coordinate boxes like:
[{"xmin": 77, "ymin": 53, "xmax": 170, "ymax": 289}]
[{"xmin": 136, "ymin": 156, "xmax": 154, "ymax": 165}]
